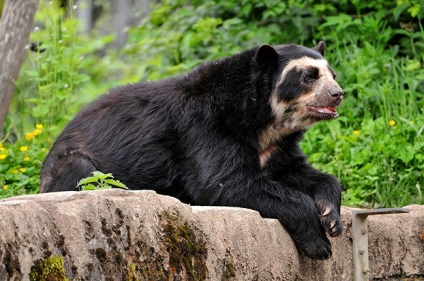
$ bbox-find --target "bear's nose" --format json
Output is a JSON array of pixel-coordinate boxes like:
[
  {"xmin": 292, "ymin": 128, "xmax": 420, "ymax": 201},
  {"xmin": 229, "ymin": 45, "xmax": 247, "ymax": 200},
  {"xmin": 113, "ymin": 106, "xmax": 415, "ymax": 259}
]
[{"xmin": 329, "ymin": 88, "xmax": 343, "ymax": 99}]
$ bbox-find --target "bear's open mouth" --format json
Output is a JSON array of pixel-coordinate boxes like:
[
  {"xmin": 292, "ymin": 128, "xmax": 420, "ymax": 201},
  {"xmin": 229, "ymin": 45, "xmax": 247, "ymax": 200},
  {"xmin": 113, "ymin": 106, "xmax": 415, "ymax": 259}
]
[{"xmin": 306, "ymin": 105, "xmax": 339, "ymax": 119}]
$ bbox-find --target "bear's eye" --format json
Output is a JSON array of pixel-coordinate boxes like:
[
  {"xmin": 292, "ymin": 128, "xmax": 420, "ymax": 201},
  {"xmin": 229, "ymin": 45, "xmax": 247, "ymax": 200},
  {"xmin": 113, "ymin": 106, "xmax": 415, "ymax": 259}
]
[
  {"xmin": 304, "ymin": 67, "xmax": 319, "ymax": 83},
  {"xmin": 304, "ymin": 75, "xmax": 316, "ymax": 83}
]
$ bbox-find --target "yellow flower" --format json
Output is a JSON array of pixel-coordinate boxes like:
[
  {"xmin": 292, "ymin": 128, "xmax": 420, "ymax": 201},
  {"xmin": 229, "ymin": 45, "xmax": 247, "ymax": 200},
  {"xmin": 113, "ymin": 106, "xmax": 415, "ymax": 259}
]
[
  {"xmin": 24, "ymin": 157, "xmax": 30, "ymax": 162},
  {"xmin": 19, "ymin": 168, "xmax": 26, "ymax": 173},
  {"xmin": 389, "ymin": 120, "xmax": 396, "ymax": 127},
  {"xmin": 13, "ymin": 170, "xmax": 18, "ymax": 174},
  {"xmin": 20, "ymin": 146, "xmax": 28, "ymax": 152},
  {"xmin": 0, "ymin": 154, "xmax": 7, "ymax": 160},
  {"xmin": 353, "ymin": 130, "xmax": 360, "ymax": 135},
  {"xmin": 36, "ymin": 124, "xmax": 44, "ymax": 129},
  {"xmin": 34, "ymin": 129, "xmax": 42, "ymax": 136},
  {"xmin": 0, "ymin": 147, "xmax": 5, "ymax": 151},
  {"xmin": 25, "ymin": 132, "xmax": 36, "ymax": 141},
  {"xmin": 42, "ymin": 148, "xmax": 47, "ymax": 152},
  {"xmin": 2, "ymin": 185, "xmax": 8, "ymax": 190}
]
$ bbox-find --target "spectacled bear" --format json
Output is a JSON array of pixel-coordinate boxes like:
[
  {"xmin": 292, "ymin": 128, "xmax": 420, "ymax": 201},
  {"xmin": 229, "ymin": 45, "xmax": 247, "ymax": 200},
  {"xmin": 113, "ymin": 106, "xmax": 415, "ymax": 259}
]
[{"xmin": 40, "ymin": 41, "xmax": 344, "ymax": 260}]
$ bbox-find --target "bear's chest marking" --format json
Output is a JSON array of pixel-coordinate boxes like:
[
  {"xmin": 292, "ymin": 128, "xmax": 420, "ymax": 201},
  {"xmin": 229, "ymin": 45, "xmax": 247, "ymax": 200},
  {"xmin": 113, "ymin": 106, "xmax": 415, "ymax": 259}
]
[{"xmin": 259, "ymin": 144, "xmax": 278, "ymax": 168}]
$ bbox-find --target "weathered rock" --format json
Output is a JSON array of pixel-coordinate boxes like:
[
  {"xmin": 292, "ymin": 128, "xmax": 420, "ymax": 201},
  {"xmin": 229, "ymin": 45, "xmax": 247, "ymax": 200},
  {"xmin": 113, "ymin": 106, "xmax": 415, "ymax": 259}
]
[{"xmin": 0, "ymin": 190, "xmax": 422, "ymax": 280}]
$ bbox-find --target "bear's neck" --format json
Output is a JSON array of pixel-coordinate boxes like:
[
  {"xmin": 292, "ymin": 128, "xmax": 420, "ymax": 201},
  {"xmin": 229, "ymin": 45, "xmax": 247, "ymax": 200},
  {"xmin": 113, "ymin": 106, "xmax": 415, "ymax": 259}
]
[
  {"xmin": 183, "ymin": 48, "xmax": 258, "ymax": 95},
  {"xmin": 180, "ymin": 48, "xmax": 275, "ymax": 143}
]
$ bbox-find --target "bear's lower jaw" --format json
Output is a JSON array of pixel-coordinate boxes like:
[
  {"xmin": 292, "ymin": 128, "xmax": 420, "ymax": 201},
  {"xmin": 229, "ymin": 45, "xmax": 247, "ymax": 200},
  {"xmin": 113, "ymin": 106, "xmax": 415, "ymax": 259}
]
[{"xmin": 306, "ymin": 105, "xmax": 339, "ymax": 120}]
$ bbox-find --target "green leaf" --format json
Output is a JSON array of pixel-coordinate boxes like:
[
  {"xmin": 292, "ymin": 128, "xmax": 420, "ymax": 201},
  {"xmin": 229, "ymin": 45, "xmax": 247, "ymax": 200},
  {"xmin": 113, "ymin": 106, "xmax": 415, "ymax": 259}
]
[
  {"xmin": 407, "ymin": 5, "xmax": 420, "ymax": 17},
  {"xmin": 81, "ymin": 184, "xmax": 98, "ymax": 191},
  {"xmin": 398, "ymin": 145, "xmax": 415, "ymax": 164},
  {"xmin": 77, "ymin": 177, "xmax": 99, "ymax": 186},
  {"xmin": 92, "ymin": 171, "xmax": 113, "ymax": 180},
  {"xmin": 222, "ymin": 18, "xmax": 243, "ymax": 29},
  {"xmin": 104, "ymin": 179, "xmax": 128, "ymax": 189}
]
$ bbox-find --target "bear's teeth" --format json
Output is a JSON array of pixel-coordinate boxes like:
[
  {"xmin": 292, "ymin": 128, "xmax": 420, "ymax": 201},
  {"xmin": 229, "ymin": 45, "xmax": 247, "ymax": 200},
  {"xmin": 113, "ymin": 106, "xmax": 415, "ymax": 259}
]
[
  {"xmin": 324, "ymin": 106, "xmax": 337, "ymax": 113},
  {"xmin": 308, "ymin": 106, "xmax": 337, "ymax": 114}
]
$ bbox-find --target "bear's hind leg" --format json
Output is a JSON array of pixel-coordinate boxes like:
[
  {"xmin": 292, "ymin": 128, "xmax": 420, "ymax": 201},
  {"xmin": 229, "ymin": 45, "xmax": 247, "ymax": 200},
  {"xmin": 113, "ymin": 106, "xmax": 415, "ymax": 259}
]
[{"xmin": 40, "ymin": 153, "xmax": 96, "ymax": 193}]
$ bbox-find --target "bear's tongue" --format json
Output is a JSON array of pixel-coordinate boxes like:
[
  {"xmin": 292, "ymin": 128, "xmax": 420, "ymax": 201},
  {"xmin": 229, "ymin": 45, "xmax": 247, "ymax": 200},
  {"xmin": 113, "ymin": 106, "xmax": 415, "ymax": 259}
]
[
  {"xmin": 323, "ymin": 106, "xmax": 337, "ymax": 113},
  {"xmin": 312, "ymin": 106, "xmax": 337, "ymax": 114}
]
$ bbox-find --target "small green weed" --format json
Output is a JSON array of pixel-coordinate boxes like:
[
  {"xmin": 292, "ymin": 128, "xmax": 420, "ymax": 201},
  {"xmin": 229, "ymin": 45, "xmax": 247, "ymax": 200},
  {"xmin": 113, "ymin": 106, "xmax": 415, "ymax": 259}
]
[{"xmin": 77, "ymin": 171, "xmax": 128, "ymax": 191}]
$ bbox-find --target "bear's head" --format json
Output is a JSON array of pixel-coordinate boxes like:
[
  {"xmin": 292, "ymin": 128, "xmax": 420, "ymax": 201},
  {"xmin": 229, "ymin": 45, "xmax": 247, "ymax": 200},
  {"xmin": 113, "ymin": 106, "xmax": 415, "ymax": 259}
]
[
  {"xmin": 256, "ymin": 42, "xmax": 343, "ymax": 164},
  {"xmin": 256, "ymin": 41, "xmax": 343, "ymax": 129}
]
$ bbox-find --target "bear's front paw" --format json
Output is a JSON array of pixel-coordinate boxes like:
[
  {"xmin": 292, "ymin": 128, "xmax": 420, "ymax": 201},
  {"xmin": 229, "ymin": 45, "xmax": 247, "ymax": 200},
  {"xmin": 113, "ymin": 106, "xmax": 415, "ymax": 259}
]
[
  {"xmin": 299, "ymin": 235, "xmax": 332, "ymax": 260},
  {"xmin": 319, "ymin": 206, "xmax": 342, "ymax": 237}
]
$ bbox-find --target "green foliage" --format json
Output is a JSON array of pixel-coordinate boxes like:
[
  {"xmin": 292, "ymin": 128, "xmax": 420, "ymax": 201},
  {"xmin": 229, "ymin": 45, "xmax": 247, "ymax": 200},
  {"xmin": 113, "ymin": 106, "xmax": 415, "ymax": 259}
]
[
  {"xmin": 301, "ymin": 3, "xmax": 424, "ymax": 206},
  {"xmin": 77, "ymin": 171, "xmax": 128, "ymax": 191},
  {"xmin": 1, "ymin": 0, "xmax": 423, "ymax": 207},
  {"xmin": 12, "ymin": 1, "xmax": 99, "ymax": 139},
  {"xmin": 0, "ymin": 124, "xmax": 48, "ymax": 198},
  {"xmin": 303, "ymin": 116, "xmax": 424, "ymax": 207}
]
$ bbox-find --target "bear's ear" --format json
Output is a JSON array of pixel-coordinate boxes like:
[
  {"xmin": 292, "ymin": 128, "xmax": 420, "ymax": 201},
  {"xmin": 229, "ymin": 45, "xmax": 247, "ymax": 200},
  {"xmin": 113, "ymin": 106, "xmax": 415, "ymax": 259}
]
[
  {"xmin": 255, "ymin": 45, "xmax": 278, "ymax": 68},
  {"xmin": 312, "ymin": 41, "xmax": 325, "ymax": 56}
]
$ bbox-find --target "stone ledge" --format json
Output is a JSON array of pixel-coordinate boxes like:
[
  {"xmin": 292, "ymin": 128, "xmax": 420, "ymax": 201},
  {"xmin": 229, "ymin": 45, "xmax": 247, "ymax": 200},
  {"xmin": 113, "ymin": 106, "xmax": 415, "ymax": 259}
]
[{"xmin": 0, "ymin": 190, "xmax": 423, "ymax": 280}]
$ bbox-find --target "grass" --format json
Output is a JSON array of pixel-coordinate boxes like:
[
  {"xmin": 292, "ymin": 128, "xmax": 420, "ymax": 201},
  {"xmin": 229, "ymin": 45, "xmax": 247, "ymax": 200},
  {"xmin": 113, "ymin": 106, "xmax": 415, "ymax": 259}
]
[{"xmin": 302, "ymin": 40, "xmax": 423, "ymax": 207}]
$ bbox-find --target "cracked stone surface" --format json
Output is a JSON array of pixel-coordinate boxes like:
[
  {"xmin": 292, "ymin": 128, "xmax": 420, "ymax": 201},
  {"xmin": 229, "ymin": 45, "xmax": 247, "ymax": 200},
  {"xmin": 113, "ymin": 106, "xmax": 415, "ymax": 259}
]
[{"xmin": 0, "ymin": 190, "xmax": 423, "ymax": 280}]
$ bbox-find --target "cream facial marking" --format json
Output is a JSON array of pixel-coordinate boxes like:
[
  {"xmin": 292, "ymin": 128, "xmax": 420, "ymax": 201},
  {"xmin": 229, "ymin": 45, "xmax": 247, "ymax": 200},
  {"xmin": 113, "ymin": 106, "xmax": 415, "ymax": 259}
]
[
  {"xmin": 258, "ymin": 92, "xmax": 316, "ymax": 165},
  {"xmin": 276, "ymin": 56, "xmax": 333, "ymax": 88}
]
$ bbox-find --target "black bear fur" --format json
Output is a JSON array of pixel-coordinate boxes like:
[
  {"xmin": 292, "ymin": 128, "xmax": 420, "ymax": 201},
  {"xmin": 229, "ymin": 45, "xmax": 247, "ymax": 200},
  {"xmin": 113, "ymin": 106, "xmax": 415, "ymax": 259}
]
[{"xmin": 40, "ymin": 42, "xmax": 344, "ymax": 259}]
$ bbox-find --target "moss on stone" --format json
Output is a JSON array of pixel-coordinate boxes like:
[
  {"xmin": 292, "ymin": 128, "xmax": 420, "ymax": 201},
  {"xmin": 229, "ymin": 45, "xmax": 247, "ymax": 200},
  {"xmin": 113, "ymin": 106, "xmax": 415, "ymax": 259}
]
[
  {"xmin": 161, "ymin": 210, "xmax": 208, "ymax": 281},
  {"xmin": 29, "ymin": 255, "xmax": 67, "ymax": 281},
  {"xmin": 81, "ymin": 209, "xmax": 207, "ymax": 280},
  {"xmin": 126, "ymin": 263, "xmax": 139, "ymax": 281},
  {"xmin": 128, "ymin": 240, "xmax": 167, "ymax": 280},
  {"xmin": 221, "ymin": 258, "xmax": 236, "ymax": 281}
]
